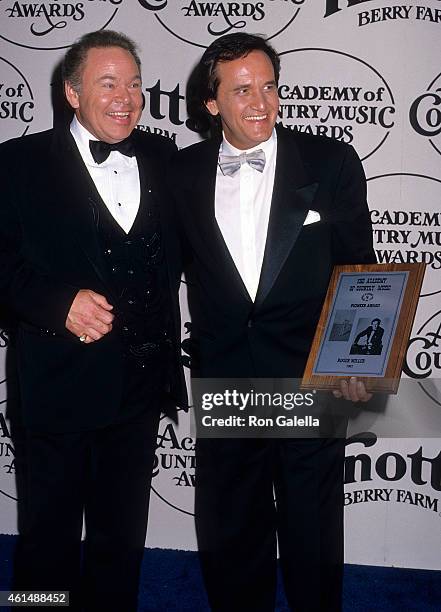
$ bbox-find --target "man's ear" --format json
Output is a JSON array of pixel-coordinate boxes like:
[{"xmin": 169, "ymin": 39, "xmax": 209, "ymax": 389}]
[
  {"xmin": 64, "ymin": 81, "xmax": 80, "ymax": 110},
  {"xmin": 205, "ymin": 99, "xmax": 219, "ymax": 116}
]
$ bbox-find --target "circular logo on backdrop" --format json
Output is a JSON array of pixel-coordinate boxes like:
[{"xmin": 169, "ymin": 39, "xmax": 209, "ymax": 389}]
[
  {"xmin": 368, "ymin": 173, "xmax": 441, "ymax": 297},
  {"xmin": 410, "ymin": 71, "xmax": 441, "ymax": 157},
  {"xmin": 278, "ymin": 48, "xmax": 396, "ymax": 161},
  {"xmin": 0, "ymin": 403, "xmax": 16, "ymax": 503},
  {"xmin": 137, "ymin": 0, "xmax": 306, "ymax": 48},
  {"xmin": 404, "ymin": 309, "xmax": 441, "ymax": 405},
  {"xmin": 0, "ymin": 335, "xmax": 16, "ymax": 503},
  {"xmin": 151, "ymin": 412, "xmax": 195, "ymax": 516},
  {"xmin": 0, "ymin": 57, "xmax": 34, "ymax": 140},
  {"xmin": 0, "ymin": 0, "xmax": 124, "ymax": 50}
]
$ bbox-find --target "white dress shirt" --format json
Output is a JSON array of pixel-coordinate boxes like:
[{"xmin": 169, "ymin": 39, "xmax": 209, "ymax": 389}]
[
  {"xmin": 70, "ymin": 116, "xmax": 140, "ymax": 234},
  {"xmin": 215, "ymin": 129, "xmax": 277, "ymax": 301}
]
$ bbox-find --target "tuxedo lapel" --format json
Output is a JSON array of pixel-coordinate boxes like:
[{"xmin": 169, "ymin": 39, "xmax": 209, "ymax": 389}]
[
  {"xmin": 51, "ymin": 128, "xmax": 114, "ymax": 293},
  {"xmin": 132, "ymin": 131, "xmax": 158, "ymax": 204},
  {"xmin": 192, "ymin": 141, "xmax": 252, "ymax": 304},
  {"xmin": 254, "ymin": 128, "xmax": 318, "ymax": 310},
  {"xmin": 132, "ymin": 132, "xmax": 176, "ymax": 293}
]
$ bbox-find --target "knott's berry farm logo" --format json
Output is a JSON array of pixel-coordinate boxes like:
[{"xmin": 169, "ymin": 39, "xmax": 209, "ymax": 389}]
[
  {"xmin": 137, "ymin": 0, "xmax": 307, "ymax": 48},
  {"xmin": 344, "ymin": 434, "xmax": 441, "ymax": 516},
  {"xmin": 410, "ymin": 71, "xmax": 441, "ymax": 159},
  {"xmin": 137, "ymin": 79, "xmax": 190, "ymax": 146},
  {"xmin": 277, "ymin": 49, "xmax": 395, "ymax": 160},
  {"xmin": 0, "ymin": 0, "xmax": 124, "ymax": 50},
  {"xmin": 0, "ymin": 57, "xmax": 34, "ymax": 141},
  {"xmin": 323, "ymin": 0, "xmax": 441, "ymax": 26}
]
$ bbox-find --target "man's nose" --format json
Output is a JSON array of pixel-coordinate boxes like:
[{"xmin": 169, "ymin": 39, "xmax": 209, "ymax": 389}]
[
  {"xmin": 250, "ymin": 89, "xmax": 266, "ymax": 109},
  {"xmin": 114, "ymin": 85, "xmax": 131, "ymax": 104}
]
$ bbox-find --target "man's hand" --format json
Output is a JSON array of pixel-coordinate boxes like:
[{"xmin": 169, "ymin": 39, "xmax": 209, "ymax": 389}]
[
  {"xmin": 66, "ymin": 289, "xmax": 114, "ymax": 344},
  {"xmin": 332, "ymin": 377, "xmax": 372, "ymax": 403}
]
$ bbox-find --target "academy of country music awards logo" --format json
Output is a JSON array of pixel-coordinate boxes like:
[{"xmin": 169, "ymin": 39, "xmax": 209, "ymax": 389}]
[
  {"xmin": 151, "ymin": 413, "xmax": 196, "ymax": 516},
  {"xmin": 368, "ymin": 173, "xmax": 441, "ymax": 297},
  {"xmin": 137, "ymin": 0, "xmax": 307, "ymax": 48},
  {"xmin": 0, "ymin": 332, "xmax": 17, "ymax": 503},
  {"xmin": 0, "ymin": 0, "xmax": 124, "ymax": 50},
  {"xmin": 0, "ymin": 57, "xmax": 34, "ymax": 141},
  {"xmin": 277, "ymin": 49, "xmax": 395, "ymax": 160},
  {"xmin": 324, "ymin": 0, "xmax": 441, "ymax": 26},
  {"xmin": 404, "ymin": 309, "xmax": 441, "ymax": 403},
  {"xmin": 369, "ymin": 170, "xmax": 441, "ymax": 405},
  {"xmin": 0, "ymin": 407, "xmax": 16, "ymax": 502},
  {"xmin": 410, "ymin": 71, "xmax": 441, "ymax": 159}
]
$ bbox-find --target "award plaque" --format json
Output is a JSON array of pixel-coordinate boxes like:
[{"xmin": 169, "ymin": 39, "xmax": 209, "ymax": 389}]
[{"xmin": 301, "ymin": 263, "xmax": 426, "ymax": 393}]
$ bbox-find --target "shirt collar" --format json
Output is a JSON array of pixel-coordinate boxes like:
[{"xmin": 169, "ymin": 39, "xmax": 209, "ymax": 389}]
[
  {"xmin": 70, "ymin": 115, "xmax": 100, "ymax": 165},
  {"xmin": 70, "ymin": 116, "xmax": 137, "ymax": 168},
  {"xmin": 220, "ymin": 128, "xmax": 277, "ymax": 160}
]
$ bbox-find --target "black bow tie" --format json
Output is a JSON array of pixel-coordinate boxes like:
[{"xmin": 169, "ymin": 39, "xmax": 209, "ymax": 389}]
[{"xmin": 89, "ymin": 137, "xmax": 135, "ymax": 164}]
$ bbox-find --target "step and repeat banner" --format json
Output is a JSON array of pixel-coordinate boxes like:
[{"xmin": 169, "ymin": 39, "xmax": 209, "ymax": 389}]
[{"xmin": 1, "ymin": 1, "xmax": 440, "ymax": 570}]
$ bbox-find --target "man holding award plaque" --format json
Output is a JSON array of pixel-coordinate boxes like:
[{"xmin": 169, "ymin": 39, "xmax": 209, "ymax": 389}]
[{"xmin": 171, "ymin": 33, "xmax": 375, "ymax": 611}]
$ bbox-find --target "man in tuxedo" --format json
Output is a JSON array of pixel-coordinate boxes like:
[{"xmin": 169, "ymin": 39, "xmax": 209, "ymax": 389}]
[
  {"xmin": 171, "ymin": 33, "xmax": 375, "ymax": 611},
  {"xmin": 0, "ymin": 30, "xmax": 185, "ymax": 611},
  {"xmin": 352, "ymin": 317, "xmax": 384, "ymax": 355}
]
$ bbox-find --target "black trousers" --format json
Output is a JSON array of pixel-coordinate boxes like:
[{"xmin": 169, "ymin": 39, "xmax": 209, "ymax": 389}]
[
  {"xmin": 14, "ymin": 407, "xmax": 160, "ymax": 612},
  {"xmin": 195, "ymin": 437, "xmax": 346, "ymax": 612}
]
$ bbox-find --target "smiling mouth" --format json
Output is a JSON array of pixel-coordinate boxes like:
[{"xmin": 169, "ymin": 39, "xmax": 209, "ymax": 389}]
[
  {"xmin": 244, "ymin": 114, "xmax": 268, "ymax": 122},
  {"xmin": 107, "ymin": 111, "xmax": 130, "ymax": 119}
]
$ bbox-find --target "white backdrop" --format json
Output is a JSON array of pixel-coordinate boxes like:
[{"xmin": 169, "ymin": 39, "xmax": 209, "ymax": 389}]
[{"xmin": 0, "ymin": 0, "xmax": 440, "ymax": 570}]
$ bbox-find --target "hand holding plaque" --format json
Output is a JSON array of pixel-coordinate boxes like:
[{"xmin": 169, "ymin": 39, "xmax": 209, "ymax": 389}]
[{"xmin": 302, "ymin": 263, "xmax": 426, "ymax": 394}]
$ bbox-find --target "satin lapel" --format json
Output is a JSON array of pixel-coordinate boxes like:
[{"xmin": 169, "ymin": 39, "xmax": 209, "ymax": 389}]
[
  {"xmin": 253, "ymin": 129, "xmax": 319, "ymax": 310},
  {"xmin": 192, "ymin": 141, "xmax": 252, "ymax": 304},
  {"xmin": 50, "ymin": 128, "xmax": 114, "ymax": 293},
  {"xmin": 133, "ymin": 135, "xmax": 170, "ymax": 280},
  {"xmin": 133, "ymin": 138, "xmax": 154, "ymax": 221}
]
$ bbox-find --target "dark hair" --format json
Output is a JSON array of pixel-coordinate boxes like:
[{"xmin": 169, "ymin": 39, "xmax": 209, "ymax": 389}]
[
  {"xmin": 371, "ymin": 318, "xmax": 381, "ymax": 324},
  {"xmin": 186, "ymin": 32, "xmax": 280, "ymax": 135},
  {"xmin": 62, "ymin": 30, "xmax": 141, "ymax": 92}
]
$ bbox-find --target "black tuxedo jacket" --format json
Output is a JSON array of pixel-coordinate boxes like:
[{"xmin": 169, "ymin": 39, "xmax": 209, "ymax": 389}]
[
  {"xmin": 171, "ymin": 125, "xmax": 376, "ymax": 379},
  {"xmin": 354, "ymin": 325, "xmax": 384, "ymax": 351},
  {"xmin": 0, "ymin": 127, "xmax": 186, "ymax": 432}
]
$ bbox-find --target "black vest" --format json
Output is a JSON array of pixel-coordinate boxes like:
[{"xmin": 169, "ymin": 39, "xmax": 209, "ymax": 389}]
[{"xmin": 94, "ymin": 189, "xmax": 172, "ymax": 412}]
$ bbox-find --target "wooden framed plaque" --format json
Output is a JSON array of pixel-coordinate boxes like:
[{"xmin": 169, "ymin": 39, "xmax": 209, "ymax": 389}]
[{"xmin": 301, "ymin": 263, "xmax": 426, "ymax": 394}]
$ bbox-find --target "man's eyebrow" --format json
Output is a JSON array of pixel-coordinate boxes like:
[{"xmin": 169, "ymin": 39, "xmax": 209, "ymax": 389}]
[
  {"xmin": 232, "ymin": 79, "xmax": 276, "ymax": 91},
  {"xmin": 96, "ymin": 74, "xmax": 142, "ymax": 81},
  {"xmin": 232, "ymin": 82, "xmax": 251, "ymax": 91}
]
